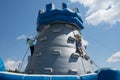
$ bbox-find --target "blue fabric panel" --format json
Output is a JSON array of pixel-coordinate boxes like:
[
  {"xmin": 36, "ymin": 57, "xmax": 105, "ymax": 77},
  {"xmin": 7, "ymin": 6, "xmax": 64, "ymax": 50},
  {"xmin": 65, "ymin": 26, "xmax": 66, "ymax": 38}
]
[
  {"xmin": 37, "ymin": 15, "xmax": 83, "ymax": 31},
  {"xmin": 52, "ymin": 75, "xmax": 80, "ymax": 80},
  {"xmin": 0, "ymin": 72, "xmax": 99, "ymax": 80},
  {"xmin": 75, "ymin": 12, "xmax": 83, "ymax": 23},
  {"xmin": 24, "ymin": 75, "xmax": 50, "ymax": 80},
  {"xmin": 0, "ymin": 58, "xmax": 5, "ymax": 71},
  {"xmin": 38, "ymin": 15, "xmax": 82, "ymax": 26},
  {"xmin": 98, "ymin": 69, "xmax": 120, "ymax": 80},
  {"xmin": 80, "ymin": 73, "xmax": 98, "ymax": 80},
  {"xmin": 37, "ymin": 9, "xmax": 84, "ymax": 32},
  {"xmin": 46, "ymin": 3, "xmax": 54, "ymax": 11},
  {"xmin": 0, "ymin": 72, "xmax": 24, "ymax": 80},
  {"xmin": 38, "ymin": 9, "xmax": 83, "ymax": 23},
  {"xmin": 0, "ymin": 72, "xmax": 50, "ymax": 80},
  {"xmin": 38, "ymin": 9, "xmax": 74, "ymax": 19},
  {"xmin": 62, "ymin": 3, "xmax": 67, "ymax": 9}
]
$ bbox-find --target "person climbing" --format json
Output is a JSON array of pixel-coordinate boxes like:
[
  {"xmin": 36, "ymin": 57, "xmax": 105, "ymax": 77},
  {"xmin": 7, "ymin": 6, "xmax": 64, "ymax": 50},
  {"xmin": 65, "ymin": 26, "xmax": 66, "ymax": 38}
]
[
  {"xmin": 74, "ymin": 35, "xmax": 86, "ymax": 58},
  {"xmin": 75, "ymin": 34, "xmax": 89, "ymax": 60},
  {"xmin": 26, "ymin": 38, "xmax": 35, "ymax": 56}
]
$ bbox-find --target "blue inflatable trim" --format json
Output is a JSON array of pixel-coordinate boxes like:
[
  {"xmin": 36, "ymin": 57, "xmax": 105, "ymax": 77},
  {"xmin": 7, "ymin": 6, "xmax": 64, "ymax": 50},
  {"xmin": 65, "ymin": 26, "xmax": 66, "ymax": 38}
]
[
  {"xmin": 80, "ymin": 73, "xmax": 98, "ymax": 80},
  {"xmin": 0, "ymin": 72, "xmax": 50, "ymax": 80},
  {"xmin": 0, "ymin": 69, "xmax": 120, "ymax": 80},
  {"xmin": 0, "ymin": 72, "xmax": 98, "ymax": 80},
  {"xmin": 52, "ymin": 75, "xmax": 80, "ymax": 80},
  {"xmin": 0, "ymin": 58, "xmax": 5, "ymax": 71},
  {"xmin": 37, "ymin": 7, "xmax": 84, "ymax": 32},
  {"xmin": 98, "ymin": 68, "xmax": 120, "ymax": 80}
]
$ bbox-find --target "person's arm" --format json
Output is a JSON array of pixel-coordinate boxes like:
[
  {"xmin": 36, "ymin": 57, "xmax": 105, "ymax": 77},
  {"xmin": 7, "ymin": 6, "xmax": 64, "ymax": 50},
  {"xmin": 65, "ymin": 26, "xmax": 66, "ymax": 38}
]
[{"xmin": 32, "ymin": 39, "xmax": 35, "ymax": 42}]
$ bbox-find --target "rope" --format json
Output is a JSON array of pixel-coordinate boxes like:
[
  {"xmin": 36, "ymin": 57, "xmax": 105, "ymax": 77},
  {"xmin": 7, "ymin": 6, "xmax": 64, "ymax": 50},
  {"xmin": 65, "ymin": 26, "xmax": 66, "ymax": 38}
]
[
  {"xmin": 70, "ymin": 25, "xmax": 87, "ymax": 73},
  {"xmin": 65, "ymin": 23, "xmax": 100, "ymax": 71},
  {"xmin": 18, "ymin": 47, "xmax": 29, "ymax": 71},
  {"xmin": 82, "ymin": 47, "xmax": 100, "ymax": 69},
  {"xmin": 70, "ymin": 24, "xmax": 100, "ymax": 69},
  {"xmin": 80, "ymin": 57, "xmax": 86, "ymax": 74}
]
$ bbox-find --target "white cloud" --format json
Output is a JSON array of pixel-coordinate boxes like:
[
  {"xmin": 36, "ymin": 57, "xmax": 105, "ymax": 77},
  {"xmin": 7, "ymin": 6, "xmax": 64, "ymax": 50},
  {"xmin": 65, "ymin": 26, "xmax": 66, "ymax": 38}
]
[
  {"xmin": 5, "ymin": 59, "xmax": 21, "ymax": 70},
  {"xmin": 82, "ymin": 38, "xmax": 88, "ymax": 46},
  {"xmin": 16, "ymin": 34, "xmax": 34, "ymax": 40},
  {"xmin": 69, "ymin": 0, "xmax": 120, "ymax": 26},
  {"xmin": 17, "ymin": 34, "xmax": 28, "ymax": 40},
  {"xmin": 107, "ymin": 51, "xmax": 120, "ymax": 63}
]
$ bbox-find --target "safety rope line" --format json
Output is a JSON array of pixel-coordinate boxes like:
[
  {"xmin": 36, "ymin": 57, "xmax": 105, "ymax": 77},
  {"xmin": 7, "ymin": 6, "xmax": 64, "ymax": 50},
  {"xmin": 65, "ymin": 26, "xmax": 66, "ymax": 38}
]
[
  {"xmin": 82, "ymin": 47, "xmax": 100, "ymax": 69},
  {"xmin": 18, "ymin": 47, "xmax": 29, "ymax": 72},
  {"xmin": 80, "ymin": 57, "xmax": 86, "ymax": 74},
  {"xmin": 70, "ymin": 26, "xmax": 87, "ymax": 73},
  {"xmin": 70, "ymin": 25, "xmax": 101, "ymax": 69},
  {"xmin": 81, "ymin": 32, "xmax": 117, "ymax": 69}
]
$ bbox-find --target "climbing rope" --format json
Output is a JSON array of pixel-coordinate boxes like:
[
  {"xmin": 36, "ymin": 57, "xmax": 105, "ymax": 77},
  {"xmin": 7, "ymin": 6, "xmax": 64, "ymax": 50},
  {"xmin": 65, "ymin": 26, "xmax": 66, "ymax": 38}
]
[
  {"xmin": 18, "ymin": 47, "xmax": 29, "ymax": 72},
  {"xmin": 70, "ymin": 25, "xmax": 101, "ymax": 69},
  {"xmin": 71, "ymin": 26, "xmax": 87, "ymax": 73},
  {"xmin": 82, "ymin": 47, "xmax": 100, "ymax": 69},
  {"xmin": 80, "ymin": 57, "xmax": 86, "ymax": 74}
]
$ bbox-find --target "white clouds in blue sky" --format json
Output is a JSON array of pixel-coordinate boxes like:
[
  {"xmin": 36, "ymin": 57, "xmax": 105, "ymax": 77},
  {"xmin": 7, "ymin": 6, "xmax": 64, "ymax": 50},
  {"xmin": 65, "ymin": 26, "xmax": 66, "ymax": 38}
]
[
  {"xmin": 107, "ymin": 51, "xmax": 120, "ymax": 63},
  {"xmin": 69, "ymin": 0, "xmax": 120, "ymax": 26},
  {"xmin": 17, "ymin": 34, "xmax": 34, "ymax": 40},
  {"xmin": 5, "ymin": 59, "xmax": 21, "ymax": 71},
  {"xmin": 70, "ymin": 0, "xmax": 120, "ymax": 66},
  {"xmin": 17, "ymin": 34, "xmax": 28, "ymax": 40}
]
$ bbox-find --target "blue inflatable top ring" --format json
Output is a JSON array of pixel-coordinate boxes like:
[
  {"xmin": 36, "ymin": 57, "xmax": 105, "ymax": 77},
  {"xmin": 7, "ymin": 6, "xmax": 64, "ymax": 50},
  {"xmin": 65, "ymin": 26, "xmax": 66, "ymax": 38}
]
[{"xmin": 36, "ymin": 3, "xmax": 84, "ymax": 32}]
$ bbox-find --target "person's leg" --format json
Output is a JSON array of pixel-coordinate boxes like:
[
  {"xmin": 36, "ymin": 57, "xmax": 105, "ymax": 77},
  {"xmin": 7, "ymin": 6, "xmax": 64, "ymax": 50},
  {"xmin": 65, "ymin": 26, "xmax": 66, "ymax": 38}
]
[
  {"xmin": 78, "ymin": 48, "xmax": 84, "ymax": 57},
  {"xmin": 30, "ymin": 46, "xmax": 34, "ymax": 56}
]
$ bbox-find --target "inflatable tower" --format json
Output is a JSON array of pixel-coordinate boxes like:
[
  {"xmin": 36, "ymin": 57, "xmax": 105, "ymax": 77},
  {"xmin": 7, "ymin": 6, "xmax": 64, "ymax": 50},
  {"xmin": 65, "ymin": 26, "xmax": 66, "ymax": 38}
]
[{"xmin": 25, "ymin": 3, "xmax": 93, "ymax": 75}]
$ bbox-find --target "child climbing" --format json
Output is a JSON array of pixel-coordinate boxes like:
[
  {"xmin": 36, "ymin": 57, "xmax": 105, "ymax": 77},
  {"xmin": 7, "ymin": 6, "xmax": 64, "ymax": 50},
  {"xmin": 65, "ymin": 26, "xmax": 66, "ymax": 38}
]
[
  {"xmin": 74, "ymin": 34, "xmax": 87, "ymax": 58},
  {"xmin": 26, "ymin": 38, "xmax": 35, "ymax": 56},
  {"xmin": 75, "ymin": 35, "xmax": 84, "ymax": 57}
]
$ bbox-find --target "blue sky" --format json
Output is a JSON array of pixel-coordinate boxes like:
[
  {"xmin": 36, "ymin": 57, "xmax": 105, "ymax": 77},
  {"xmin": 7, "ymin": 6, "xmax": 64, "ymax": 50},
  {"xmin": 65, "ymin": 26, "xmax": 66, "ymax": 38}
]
[{"xmin": 0, "ymin": 0, "xmax": 120, "ymax": 71}]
